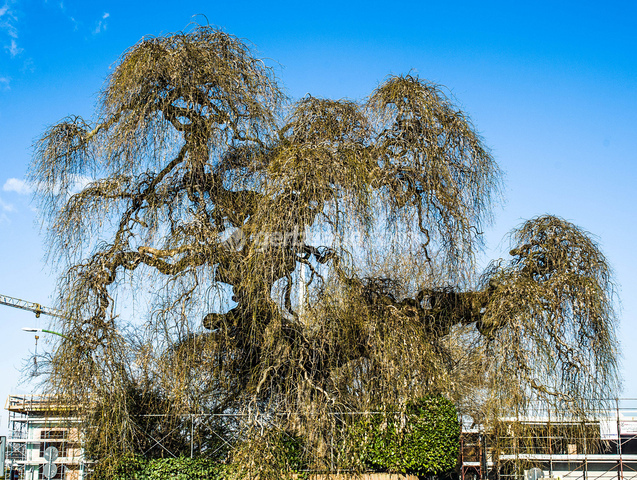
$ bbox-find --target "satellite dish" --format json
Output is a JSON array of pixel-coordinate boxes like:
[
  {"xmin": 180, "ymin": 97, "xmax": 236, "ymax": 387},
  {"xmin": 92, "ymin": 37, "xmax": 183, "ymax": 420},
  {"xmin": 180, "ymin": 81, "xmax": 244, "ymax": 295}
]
[
  {"xmin": 43, "ymin": 462, "xmax": 58, "ymax": 479},
  {"xmin": 43, "ymin": 446, "xmax": 58, "ymax": 462}
]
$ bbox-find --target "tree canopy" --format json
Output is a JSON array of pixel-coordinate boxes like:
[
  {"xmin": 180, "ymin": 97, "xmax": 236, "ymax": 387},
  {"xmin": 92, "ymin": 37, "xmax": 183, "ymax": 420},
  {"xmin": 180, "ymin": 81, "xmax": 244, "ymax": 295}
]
[{"xmin": 30, "ymin": 26, "xmax": 619, "ymax": 476}]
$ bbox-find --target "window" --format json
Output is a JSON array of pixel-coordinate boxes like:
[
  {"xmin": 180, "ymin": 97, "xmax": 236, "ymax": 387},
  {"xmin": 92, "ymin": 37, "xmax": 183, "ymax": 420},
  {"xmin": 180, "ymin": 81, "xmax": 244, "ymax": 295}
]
[
  {"xmin": 39, "ymin": 430, "xmax": 70, "ymax": 459},
  {"xmin": 39, "ymin": 441, "xmax": 68, "ymax": 458},
  {"xmin": 40, "ymin": 430, "xmax": 67, "ymax": 440}
]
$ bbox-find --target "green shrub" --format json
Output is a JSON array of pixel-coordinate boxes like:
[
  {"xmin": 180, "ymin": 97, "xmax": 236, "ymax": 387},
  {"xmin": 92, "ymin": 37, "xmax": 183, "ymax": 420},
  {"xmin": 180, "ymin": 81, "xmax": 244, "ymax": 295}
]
[
  {"xmin": 95, "ymin": 455, "xmax": 232, "ymax": 480},
  {"xmin": 350, "ymin": 395, "xmax": 460, "ymax": 475},
  {"xmin": 143, "ymin": 457, "xmax": 231, "ymax": 480},
  {"xmin": 275, "ymin": 432, "xmax": 307, "ymax": 472}
]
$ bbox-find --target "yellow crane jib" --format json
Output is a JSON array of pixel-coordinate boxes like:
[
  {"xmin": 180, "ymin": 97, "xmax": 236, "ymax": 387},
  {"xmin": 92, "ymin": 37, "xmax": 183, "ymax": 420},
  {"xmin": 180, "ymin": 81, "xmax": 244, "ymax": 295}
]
[{"xmin": 0, "ymin": 294, "xmax": 65, "ymax": 319}]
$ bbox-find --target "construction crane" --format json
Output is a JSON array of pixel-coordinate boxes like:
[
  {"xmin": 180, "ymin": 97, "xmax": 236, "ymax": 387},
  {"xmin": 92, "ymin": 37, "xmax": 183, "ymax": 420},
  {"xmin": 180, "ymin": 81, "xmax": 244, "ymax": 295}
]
[
  {"xmin": 1, "ymin": 292, "xmax": 68, "ymax": 365},
  {"xmin": 0, "ymin": 293, "xmax": 65, "ymax": 319},
  {"xmin": 0, "ymin": 293, "xmax": 68, "ymax": 377}
]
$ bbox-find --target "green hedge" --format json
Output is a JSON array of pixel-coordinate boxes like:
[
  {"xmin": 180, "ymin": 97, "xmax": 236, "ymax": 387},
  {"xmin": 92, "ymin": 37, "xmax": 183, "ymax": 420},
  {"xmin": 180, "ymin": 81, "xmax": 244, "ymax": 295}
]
[
  {"xmin": 351, "ymin": 395, "xmax": 460, "ymax": 475},
  {"xmin": 95, "ymin": 455, "xmax": 232, "ymax": 480},
  {"xmin": 96, "ymin": 396, "xmax": 459, "ymax": 478}
]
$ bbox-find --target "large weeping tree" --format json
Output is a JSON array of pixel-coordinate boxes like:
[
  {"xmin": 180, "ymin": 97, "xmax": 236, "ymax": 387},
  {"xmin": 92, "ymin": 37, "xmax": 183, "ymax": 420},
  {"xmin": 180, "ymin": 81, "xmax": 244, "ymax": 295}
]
[{"xmin": 30, "ymin": 26, "xmax": 618, "ymax": 476}]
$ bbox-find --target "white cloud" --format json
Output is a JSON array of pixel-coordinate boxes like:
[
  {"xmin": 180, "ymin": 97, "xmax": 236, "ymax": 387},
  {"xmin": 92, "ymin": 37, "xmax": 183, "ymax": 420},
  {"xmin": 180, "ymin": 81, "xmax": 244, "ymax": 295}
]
[
  {"xmin": 0, "ymin": 1, "xmax": 19, "ymax": 56},
  {"xmin": 93, "ymin": 12, "xmax": 109, "ymax": 34},
  {"xmin": 0, "ymin": 2, "xmax": 17, "ymax": 35},
  {"xmin": 35, "ymin": 174, "xmax": 92, "ymax": 196},
  {"xmin": 0, "ymin": 75, "xmax": 9, "ymax": 89},
  {"xmin": 5, "ymin": 37, "xmax": 21, "ymax": 56},
  {"xmin": 0, "ymin": 197, "xmax": 15, "ymax": 212},
  {"xmin": 3, "ymin": 178, "xmax": 32, "ymax": 195},
  {"xmin": 70, "ymin": 175, "xmax": 92, "ymax": 193}
]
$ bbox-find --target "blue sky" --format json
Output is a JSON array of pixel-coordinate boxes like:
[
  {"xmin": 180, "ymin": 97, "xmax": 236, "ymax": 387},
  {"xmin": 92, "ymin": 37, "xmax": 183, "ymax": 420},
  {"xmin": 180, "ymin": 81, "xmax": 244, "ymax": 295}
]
[{"xmin": 0, "ymin": 0, "xmax": 635, "ymax": 430}]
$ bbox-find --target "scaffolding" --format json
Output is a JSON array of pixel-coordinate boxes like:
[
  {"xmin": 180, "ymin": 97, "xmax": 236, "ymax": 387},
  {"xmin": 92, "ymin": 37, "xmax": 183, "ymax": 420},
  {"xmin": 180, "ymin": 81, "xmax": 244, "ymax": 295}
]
[
  {"xmin": 4, "ymin": 395, "xmax": 85, "ymax": 480},
  {"xmin": 461, "ymin": 429, "xmax": 485, "ymax": 480},
  {"xmin": 460, "ymin": 400, "xmax": 637, "ymax": 480}
]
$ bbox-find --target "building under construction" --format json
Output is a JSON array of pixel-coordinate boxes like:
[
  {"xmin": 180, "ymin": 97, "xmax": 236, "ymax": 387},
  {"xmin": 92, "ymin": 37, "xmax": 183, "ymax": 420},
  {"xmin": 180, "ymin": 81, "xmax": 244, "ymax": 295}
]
[
  {"xmin": 460, "ymin": 400, "xmax": 637, "ymax": 480},
  {"xmin": 4, "ymin": 395, "xmax": 86, "ymax": 480}
]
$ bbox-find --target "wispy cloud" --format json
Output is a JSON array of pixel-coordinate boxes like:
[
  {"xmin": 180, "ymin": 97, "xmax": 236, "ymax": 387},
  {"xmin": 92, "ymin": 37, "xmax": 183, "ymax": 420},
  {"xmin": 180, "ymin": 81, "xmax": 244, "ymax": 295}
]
[
  {"xmin": 0, "ymin": 3, "xmax": 17, "ymax": 34},
  {"xmin": 0, "ymin": 197, "xmax": 15, "ymax": 212},
  {"xmin": 33, "ymin": 174, "xmax": 92, "ymax": 197},
  {"xmin": 0, "ymin": 1, "xmax": 21, "ymax": 57},
  {"xmin": 0, "ymin": 75, "xmax": 9, "ymax": 89},
  {"xmin": 54, "ymin": 4, "xmax": 107, "ymax": 36},
  {"xmin": 3, "ymin": 178, "xmax": 32, "ymax": 195},
  {"xmin": 54, "ymin": 1, "xmax": 80, "ymax": 30},
  {"xmin": 0, "ymin": 2, "xmax": 18, "ymax": 38},
  {"xmin": 93, "ymin": 11, "xmax": 109, "ymax": 35},
  {"xmin": 5, "ymin": 37, "xmax": 21, "ymax": 56},
  {"xmin": 71, "ymin": 175, "xmax": 92, "ymax": 193}
]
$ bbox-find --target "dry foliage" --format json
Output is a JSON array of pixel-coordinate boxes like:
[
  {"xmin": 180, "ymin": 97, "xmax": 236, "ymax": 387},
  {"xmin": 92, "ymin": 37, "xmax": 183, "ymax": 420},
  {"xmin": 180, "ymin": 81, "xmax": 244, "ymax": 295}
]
[{"xmin": 29, "ymin": 26, "xmax": 619, "ymax": 476}]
